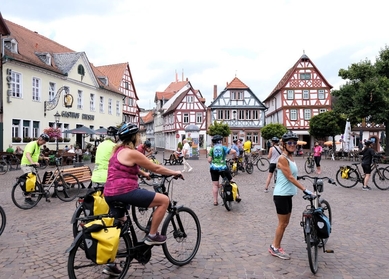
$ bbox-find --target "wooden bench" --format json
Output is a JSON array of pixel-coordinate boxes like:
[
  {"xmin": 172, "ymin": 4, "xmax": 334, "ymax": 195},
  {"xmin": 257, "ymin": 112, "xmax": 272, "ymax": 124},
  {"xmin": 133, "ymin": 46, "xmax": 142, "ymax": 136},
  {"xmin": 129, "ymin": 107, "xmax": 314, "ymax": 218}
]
[
  {"xmin": 61, "ymin": 152, "xmax": 76, "ymax": 165},
  {"xmin": 62, "ymin": 165, "xmax": 92, "ymax": 188}
]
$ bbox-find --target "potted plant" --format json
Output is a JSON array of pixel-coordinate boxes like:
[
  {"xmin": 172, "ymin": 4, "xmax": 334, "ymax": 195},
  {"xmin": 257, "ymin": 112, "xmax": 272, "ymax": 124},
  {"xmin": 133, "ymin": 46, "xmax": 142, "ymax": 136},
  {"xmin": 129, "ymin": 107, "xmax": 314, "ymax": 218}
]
[
  {"xmin": 49, "ymin": 137, "xmax": 56, "ymax": 142},
  {"xmin": 64, "ymin": 138, "xmax": 71, "ymax": 142},
  {"xmin": 23, "ymin": 137, "xmax": 32, "ymax": 142},
  {"xmin": 57, "ymin": 137, "xmax": 63, "ymax": 142},
  {"xmin": 13, "ymin": 137, "xmax": 22, "ymax": 143}
]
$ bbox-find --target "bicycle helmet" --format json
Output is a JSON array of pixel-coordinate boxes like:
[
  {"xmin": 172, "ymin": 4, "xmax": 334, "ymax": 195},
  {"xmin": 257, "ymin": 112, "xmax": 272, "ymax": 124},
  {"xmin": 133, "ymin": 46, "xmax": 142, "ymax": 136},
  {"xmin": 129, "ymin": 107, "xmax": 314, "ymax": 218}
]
[
  {"xmin": 365, "ymin": 140, "xmax": 372, "ymax": 146},
  {"xmin": 144, "ymin": 140, "xmax": 151, "ymax": 148},
  {"xmin": 106, "ymin": 126, "xmax": 118, "ymax": 136},
  {"xmin": 212, "ymin": 135, "xmax": 223, "ymax": 143},
  {"xmin": 281, "ymin": 131, "xmax": 298, "ymax": 142},
  {"xmin": 117, "ymin": 123, "xmax": 139, "ymax": 141},
  {"xmin": 39, "ymin": 133, "xmax": 50, "ymax": 141},
  {"xmin": 271, "ymin": 137, "xmax": 279, "ymax": 143}
]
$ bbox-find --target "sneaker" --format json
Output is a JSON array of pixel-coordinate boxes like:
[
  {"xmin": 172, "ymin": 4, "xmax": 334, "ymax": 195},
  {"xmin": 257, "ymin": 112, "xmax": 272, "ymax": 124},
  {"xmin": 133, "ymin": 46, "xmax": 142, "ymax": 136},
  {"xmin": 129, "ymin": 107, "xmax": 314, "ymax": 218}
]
[
  {"xmin": 102, "ymin": 264, "xmax": 121, "ymax": 277},
  {"xmin": 188, "ymin": 167, "xmax": 193, "ymax": 172},
  {"xmin": 181, "ymin": 170, "xmax": 186, "ymax": 173},
  {"xmin": 25, "ymin": 198, "xmax": 35, "ymax": 205},
  {"xmin": 362, "ymin": 186, "xmax": 371, "ymax": 191},
  {"xmin": 144, "ymin": 233, "xmax": 167, "ymax": 245},
  {"xmin": 268, "ymin": 245, "xmax": 291, "ymax": 260},
  {"xmin": 264, "ymin": 189, "xmax": 269, "ymax": 193}
]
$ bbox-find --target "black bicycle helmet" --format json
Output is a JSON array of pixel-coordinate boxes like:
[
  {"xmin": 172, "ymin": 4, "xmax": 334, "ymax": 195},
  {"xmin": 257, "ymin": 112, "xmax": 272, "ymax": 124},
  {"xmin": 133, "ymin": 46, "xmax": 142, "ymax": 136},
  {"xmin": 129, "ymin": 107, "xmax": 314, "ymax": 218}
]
[
  {"xmin": 212, "ymin": 135, "xmax": 223, "ymax": 143},
  {"xmin": 117, "ymin": 123, "xmax": 139, "ymax": 141},
  {"xmin": 281, "ymin": 131, "xmax": 298, "ymax": 142},
  {"xmin": 39, "ymin": 133, "xmax": 50, "ymax": 141},
  {"xmin": 144, "ymin": 140, "xmax": 151, "ymax": 148},
  {"xmin": 107, "ymin": 126, "xmax": 118, "ymax": 136},
  {"xmin": 271, "ymin": 137, "xmax": 279, "ymax": 143},
  {"xmin": 365, "ymin": 140, "xmax": 372, "ymax": 146}
]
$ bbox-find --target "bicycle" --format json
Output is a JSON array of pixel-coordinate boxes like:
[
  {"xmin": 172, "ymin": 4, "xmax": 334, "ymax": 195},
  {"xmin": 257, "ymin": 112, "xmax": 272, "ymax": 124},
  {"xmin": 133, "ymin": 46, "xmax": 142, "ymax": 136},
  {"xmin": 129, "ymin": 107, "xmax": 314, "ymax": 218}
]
[
  {"xmin": 252, "ymin": 151, "xmax": 270, "ymax": 172},
  {"xmin": 67, "ymin": 173, "xmax": 201, "ymax": 279},
  {"xmin": 11, "ymin": 158, "xmax": 81, "ymax": 209},
  {"xmin": 304, "ymin": 152, "xmax": 315, "ymax": 174},
  {"xmin": 335, "ymin": 154, "xmax": 389, "ymax": 190},
  {"xmin": 297, "ymin": 175, "xmax": 336, "ymax": 274},
  {"xmin": 218, "ymin": 176, "xmax": 240, "ymax": 211},
  {"xmin": 0, "ymin": 155, "xmax": 10, "ymax": 175},
  {"xmin": 0, "ymin": 205, "xmax": 6, "ymax": 236},
  {"xmin": 243, "ymin": 152, "xmax": 254, "ymax": 174}
]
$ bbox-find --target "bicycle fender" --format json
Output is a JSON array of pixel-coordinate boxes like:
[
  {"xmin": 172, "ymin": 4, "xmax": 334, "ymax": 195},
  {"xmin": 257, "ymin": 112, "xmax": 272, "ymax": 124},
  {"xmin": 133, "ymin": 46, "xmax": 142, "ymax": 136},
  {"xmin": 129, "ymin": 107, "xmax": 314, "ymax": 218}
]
[
  {"xmin": 66, "ymin": 231, "xmax": 83, "ymax": 253},
  {"xmin": 304, "ymin": 219, "xmax": 311, "ymax": 234},
  {"xmin": 70, "ymin": 204, "xmax": 83, "ymax": 224}
]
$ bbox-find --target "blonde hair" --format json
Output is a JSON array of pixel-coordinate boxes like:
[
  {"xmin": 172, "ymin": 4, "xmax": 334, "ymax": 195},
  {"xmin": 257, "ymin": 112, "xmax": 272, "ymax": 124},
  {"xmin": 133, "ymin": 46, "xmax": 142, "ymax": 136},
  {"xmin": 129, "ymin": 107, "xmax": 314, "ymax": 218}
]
[{"xmin": 112, "ymin": 132, "xmax": 140, "ymax": 153}]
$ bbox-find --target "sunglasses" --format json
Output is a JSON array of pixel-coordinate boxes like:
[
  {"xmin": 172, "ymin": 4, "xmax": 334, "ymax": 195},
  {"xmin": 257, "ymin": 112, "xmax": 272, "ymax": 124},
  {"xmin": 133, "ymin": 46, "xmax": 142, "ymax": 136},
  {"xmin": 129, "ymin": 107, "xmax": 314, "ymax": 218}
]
[{"xmin": 286, "ymin": 141, "xmax": 297, "ymax": 146}]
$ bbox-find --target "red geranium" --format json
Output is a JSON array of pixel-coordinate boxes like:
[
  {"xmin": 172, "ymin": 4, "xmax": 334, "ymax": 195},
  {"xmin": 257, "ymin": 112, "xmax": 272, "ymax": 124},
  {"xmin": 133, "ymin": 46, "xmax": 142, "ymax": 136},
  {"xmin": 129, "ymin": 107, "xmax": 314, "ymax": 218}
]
[{"xmin": 43, "ymin": 127, "xmax": 62, "ymax": 138}]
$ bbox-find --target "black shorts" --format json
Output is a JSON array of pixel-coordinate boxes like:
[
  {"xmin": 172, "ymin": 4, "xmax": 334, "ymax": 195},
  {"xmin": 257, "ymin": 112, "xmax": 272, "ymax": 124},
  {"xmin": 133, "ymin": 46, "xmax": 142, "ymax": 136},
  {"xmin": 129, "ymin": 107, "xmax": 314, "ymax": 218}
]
[
  {"xmin": 362, "ymin": 164, "xmax": 372, "ymax": 174},
  {"xmin": 269, "ymin": 163, "xmax": 277, "ymax": 173},
  {"xmin": 210, "ymin": 169, "xmax": 232, "ymax": 182},
  {"xmin": 273, "ymin": 195, "xmax": 293, "ymax": 215}
]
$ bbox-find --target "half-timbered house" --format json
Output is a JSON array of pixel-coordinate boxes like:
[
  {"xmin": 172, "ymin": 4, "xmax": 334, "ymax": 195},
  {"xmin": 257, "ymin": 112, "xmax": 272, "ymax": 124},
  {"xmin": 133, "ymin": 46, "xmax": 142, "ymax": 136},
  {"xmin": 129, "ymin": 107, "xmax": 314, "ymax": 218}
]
[
  {"xmin": 208, "ymin": 77, "xmax": 267, "ymax": 147},
  {"xmin": 263, "ymin": 53, "xmax": 333, "ymax": 150}
]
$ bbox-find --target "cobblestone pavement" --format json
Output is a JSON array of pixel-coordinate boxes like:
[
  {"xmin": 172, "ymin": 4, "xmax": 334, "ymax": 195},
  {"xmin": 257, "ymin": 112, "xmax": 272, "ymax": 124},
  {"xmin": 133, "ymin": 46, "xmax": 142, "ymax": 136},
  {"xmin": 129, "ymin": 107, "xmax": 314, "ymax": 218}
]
[{"xmin": 0, "ymin": 154, "xmax": 388, "ymax": 279}]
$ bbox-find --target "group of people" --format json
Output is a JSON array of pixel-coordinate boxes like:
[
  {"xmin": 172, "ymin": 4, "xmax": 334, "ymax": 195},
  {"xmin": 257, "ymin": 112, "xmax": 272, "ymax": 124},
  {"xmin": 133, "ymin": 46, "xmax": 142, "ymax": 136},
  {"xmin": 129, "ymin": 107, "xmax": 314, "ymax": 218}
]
[{"xmin": 6, "ymin": 144, "xmax": 23, "ymax": 155}]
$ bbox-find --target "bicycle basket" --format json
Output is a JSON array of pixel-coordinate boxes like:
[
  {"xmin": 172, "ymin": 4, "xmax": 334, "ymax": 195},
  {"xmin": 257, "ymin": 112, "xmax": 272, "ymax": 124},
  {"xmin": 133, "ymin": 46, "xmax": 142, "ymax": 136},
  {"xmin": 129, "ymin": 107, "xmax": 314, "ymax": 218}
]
[{"xmin": 340, "ymin": 166, "xmax": 350, "ymax": 179}]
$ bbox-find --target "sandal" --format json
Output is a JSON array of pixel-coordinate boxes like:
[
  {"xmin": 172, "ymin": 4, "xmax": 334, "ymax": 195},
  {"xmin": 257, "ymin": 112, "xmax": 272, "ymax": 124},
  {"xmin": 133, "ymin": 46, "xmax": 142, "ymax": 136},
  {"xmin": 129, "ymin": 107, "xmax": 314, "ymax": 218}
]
[{"xmin": 213, "ymin": 202, "xmax": 218, "ymax": 206}]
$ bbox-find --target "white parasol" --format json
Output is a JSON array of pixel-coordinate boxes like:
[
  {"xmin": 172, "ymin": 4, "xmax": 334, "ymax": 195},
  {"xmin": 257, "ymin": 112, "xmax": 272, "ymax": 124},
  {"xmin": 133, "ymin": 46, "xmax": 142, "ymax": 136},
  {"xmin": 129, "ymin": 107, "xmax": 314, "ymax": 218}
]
[{"xmin": 343, "ymin": 120, "xmax": 354, "ymax": 152}]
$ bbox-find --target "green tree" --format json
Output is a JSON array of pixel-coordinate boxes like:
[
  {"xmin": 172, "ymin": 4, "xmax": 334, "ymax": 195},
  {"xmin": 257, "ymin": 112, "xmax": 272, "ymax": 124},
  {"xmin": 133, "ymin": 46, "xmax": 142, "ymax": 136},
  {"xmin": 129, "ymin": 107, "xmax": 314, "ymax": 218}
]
[
  {"xmin": 207, "ymin": 120, "xmax": 231, "ymax": 137},
  {"xmin": 260, "ymin": 123, "xmax": 287, "ymax": 140},
  {"xmin": 309, "ymin": 111, "xmax": 346, "ymax": 146},
  {"xmin": 332, "ymin": 45, "xmax": 389, "ymax": 155}
]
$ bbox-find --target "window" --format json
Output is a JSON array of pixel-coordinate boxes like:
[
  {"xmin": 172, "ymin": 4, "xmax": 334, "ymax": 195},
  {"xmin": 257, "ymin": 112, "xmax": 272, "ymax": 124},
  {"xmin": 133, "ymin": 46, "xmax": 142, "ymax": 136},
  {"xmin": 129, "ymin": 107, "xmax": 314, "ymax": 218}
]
[
  {"xmin": 99, "ymin": 96, "xmax": 104, "ymax": 113},
  {"xmin": 183, "ymin": 113, "xmax": 189, "ymax": 123},
  {"xmin": 303, "ymin": 90, "xmax": 309, "ymax": 99},
  {"xmin": 77, "ymin": 90, "xmax": 83, "ymax": 109},
  {"xmin": 127, "ymin": 98, "xmax": 133, "ymax": 106},
  {"xmin": 304, "ymin": 109, "xmax": 311, "ymax": 120},
  {"xmin": 32, "ymin": 77, "xmax": 41, "ymax": 101},
  {"xmin": 64, "ymin": 123, "xmax": 69, "ymax": 138},
  {"xmin": 23, "ymin": 120, "xmax": 30, "ymax": 138},
  {"xmin": 252, "ymin": 110, "xmax": 259, "ymax": 120},
  {"xmin": 300, "ymin": 73, "xmax": 311, "ymax": 80},
  {"xmin": 186, "ymin": 96, "xmax": 193, "ymax": 103},
  {"xmin": 196, "ymin": 112, "xmax": 202, "ymax": 123},
  {"xmin": 11, "ymin": 71, "xmax": 22, "ymax": 98},
  {"xmin": 90, "ymin": 94, "xmax": 95, "ymax": 111},
  {"xmin": 230, "ymin": 91, "xmax": 244, "ymax": 100},
  {"xmin": 318, "ymin": 89, "xmax": 325, "ymax": 99},
  {"xmin": 33, "ymin": 121, "xmax": 40, "ymax": 138},
  {"xmin": 238, "ymin": 110, "xmax": 245, "ymax": 120},
  {"xmin": 49, "ymin": 82, "xmax": 56, "ymax": 101},
  {"xmin": 116, "ymin": 100, "xmax": 120, "ymax": 116},
  {"xmin": 4, "ymin": 38, "xmax": 18, "ymax": 53},
  {"xmin": 124, "ymin": 81, "xmax": 129, "ymax": 90},
  {"xmin": 12, "ymin": 119, "xmax": 20, "ymax": 138},
  {"xmin": 287, "ymin": 90, "xmax": 294, "ymax": 99},
  {"xmin": 217, "ymin": 110, "xmax": 223, "ymax": 120},
  {"xmin": 290, "ymin": 109, "xmax": 297, "ymax": 120},
  {"xmin": 108, "ymin": 98, "xmax": 112, "ymax": 114},
  {"xmin": 77, "ymin": 64, "xmax": 85, "ymax": 76},
  {"xmin": 319, "ymin": 108, "xmax": 327, "ymax": 113}
]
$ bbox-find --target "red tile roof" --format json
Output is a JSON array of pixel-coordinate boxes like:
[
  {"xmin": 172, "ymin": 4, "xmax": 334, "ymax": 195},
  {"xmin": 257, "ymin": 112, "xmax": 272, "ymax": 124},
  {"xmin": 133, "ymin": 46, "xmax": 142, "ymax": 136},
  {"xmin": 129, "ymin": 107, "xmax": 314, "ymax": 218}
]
[
  {"xmin": 96, "ymin": 63, "xmax": 128, "ymax": 89},
  {"xmin": 142, "ymin": 110, "xmax": 154, "ymax": 124},
  {"xmin": 226, "ymin": 77, "xmax": 249, "ymax": 89},
  {"xmin": 0, "ymin": 13, "xmax": 10, "ymax": 36}
]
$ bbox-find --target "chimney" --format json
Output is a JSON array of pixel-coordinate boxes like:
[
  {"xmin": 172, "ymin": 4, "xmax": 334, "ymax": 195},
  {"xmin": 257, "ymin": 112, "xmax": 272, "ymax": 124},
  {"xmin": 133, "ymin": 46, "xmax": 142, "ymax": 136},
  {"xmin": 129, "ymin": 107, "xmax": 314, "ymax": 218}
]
[{"xmin": 213, "ymin": 85, "xmax": 217, "ymax": 100}]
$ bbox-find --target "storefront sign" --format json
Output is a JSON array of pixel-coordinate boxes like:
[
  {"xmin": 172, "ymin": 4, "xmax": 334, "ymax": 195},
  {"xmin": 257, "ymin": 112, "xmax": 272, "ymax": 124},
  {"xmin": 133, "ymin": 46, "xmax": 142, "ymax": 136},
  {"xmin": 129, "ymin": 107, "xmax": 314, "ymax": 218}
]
[{"xmin": 61, "ymin": 111, "xmax": 95, "ymax": 120}]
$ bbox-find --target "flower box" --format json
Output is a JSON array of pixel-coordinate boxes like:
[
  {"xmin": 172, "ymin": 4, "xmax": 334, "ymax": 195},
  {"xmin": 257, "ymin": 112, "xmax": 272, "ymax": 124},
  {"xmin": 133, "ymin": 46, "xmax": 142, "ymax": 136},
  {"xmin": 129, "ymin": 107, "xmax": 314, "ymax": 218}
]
[
  {"xmin": 49, "ymin": 137, "xmax": 56, "ymax": 142},
  {"xmin": 12, "ymin": 137, "xmax": 22, "ymax": 142},
  {"xmin": 57, "ymin": 137, "xmax": 63, "ymax": 142},
  {"xmin": 64, "ymin": 138, "xmax": 71, "ymax": 142},
  {"xmin": 23, "ymin": 137, "xmax": 32, "ymax": 142}
]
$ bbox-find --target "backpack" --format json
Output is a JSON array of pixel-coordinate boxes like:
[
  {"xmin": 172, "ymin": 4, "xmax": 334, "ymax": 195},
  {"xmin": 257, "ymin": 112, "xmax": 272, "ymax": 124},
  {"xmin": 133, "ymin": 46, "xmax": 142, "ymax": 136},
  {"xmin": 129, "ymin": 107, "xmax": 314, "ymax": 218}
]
[
  {"xmin": 82, "ymin": 217, "xmax": 120, "ymax": 264},
  {"xmin": 313, "ymin": 207, "xmax": 331, "ymax": 239},
  {"xmin": 83, "ymin": 190, "xmax": 109, "ymax": 216}
]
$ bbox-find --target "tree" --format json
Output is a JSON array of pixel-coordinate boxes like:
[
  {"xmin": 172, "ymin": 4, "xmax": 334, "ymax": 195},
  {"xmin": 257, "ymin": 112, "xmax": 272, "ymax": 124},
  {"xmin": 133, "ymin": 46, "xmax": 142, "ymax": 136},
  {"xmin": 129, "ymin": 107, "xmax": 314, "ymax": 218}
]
[
  {"xmin": 309, "ymin": 111, "xmax": 346, "ymax": 145},
  {"xmin": 260, "ymin": 123, "xmax": 287, "ymax": 140},
  {"xmin": 207, "ymin": 120, "xmax": 231, "ymax": 137},
  {"xmin": 332, "ymin": 45, "xmax": 389, "ymax": 155}
]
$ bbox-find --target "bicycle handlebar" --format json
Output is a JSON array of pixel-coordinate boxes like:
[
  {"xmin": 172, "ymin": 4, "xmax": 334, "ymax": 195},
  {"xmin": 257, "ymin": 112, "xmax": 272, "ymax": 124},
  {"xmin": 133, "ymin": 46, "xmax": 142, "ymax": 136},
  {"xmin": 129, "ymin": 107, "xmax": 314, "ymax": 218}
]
[
  {"xmin": 140, "ymin": 173, "xmax": 184, "ymax": 181},
  {"xmin": 297, "ymin": 175, "xmax": 337, "ymax": 185}
]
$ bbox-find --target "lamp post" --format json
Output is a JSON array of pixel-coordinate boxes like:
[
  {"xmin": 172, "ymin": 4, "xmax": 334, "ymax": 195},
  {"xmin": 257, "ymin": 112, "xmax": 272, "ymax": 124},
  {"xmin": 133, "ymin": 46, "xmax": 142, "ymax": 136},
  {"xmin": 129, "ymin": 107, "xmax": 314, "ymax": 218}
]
[{"xmin": 54, "ymin": 111, "xmax": 61, "ymax": 153}]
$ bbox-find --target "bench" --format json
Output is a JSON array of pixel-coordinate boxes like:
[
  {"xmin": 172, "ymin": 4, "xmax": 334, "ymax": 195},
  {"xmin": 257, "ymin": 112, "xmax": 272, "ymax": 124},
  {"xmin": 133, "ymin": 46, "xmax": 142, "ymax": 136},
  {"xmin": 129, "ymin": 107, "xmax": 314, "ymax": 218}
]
[
  {"xmin": 61, "ymin": 152, "xmax": 76, "ymax": 165},
  {"xmin": 62, "ymin": 165, "xmax": 92, "ymax": 188},
  {"xmin": 163, "ymin": 153, "xmax": 183, "ymax": 165}
]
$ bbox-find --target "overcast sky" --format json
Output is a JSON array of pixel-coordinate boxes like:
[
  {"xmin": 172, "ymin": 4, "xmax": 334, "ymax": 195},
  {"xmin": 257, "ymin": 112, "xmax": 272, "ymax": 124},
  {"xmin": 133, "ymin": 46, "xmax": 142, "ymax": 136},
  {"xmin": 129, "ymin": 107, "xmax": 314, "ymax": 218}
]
[{"xmin": 2, "ymin": 0, "xmax": 388, "ymax": 109}]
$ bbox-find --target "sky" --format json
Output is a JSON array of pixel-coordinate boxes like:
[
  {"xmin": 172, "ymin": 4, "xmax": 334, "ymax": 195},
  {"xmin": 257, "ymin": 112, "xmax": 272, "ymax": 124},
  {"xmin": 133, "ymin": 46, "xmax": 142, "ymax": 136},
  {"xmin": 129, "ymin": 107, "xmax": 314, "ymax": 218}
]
[{"xmin": 2, "ymin": 0, "xmax": 388, "ymax": 110}]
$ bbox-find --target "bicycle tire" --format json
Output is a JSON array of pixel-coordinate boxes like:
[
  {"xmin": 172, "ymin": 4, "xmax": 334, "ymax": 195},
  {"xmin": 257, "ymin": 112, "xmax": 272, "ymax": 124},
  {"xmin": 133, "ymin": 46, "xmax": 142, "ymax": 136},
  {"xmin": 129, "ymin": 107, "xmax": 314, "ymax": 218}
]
[
  {"xmin": 71, "ymin": 205, "xmax": 85, "ymax": 238},
  {"xmin": 245, "ymin": 162, "xmax": 254, "ymax": 174},
  {"xmin": 305, "ymin": 218, "xmax": 319, "ymax": 274},
  {"xmin": 304, "ymin": 159, "xmax": 315, "ymax": 174},
  {"xmin": 373, "ymin": 167, "xmax": 389, "ymax": 190},
  {"xmin": 161, "ymin": 206, "xmax": 201, "ymax": 266},
  {"xmin": 256, "ymin": 158, "xmax": 270, "ymax": 172},
  {"xmin": 0, "ymin": 206, "xmax": 6, "ymax": 236},
  {"xmin": 38, "ymin": 159, "xmax": 48, "ymax": 169},
  {"xmin": 0, "ymin": 161, "xmax": 9, "ymax": 175},
  {"xmin": 67, "ymin": 231, "xmax": 132, "ymax": 279},
  {"xmin": 335, "ymin": 168, "xmax": 359, "ymax": 188},
  {"xmin": 218, "ymin": 186, "xmax": 231, "ymax": 211},
  {"xmin": 132, "ymin": 205, "xmax": 154, "ymax": 232},
  {"xmin": 11, "ymin": 180, "xmax": 43, "ymax": 209},
  {"xmin": 55, "ymin": 173, "xmax": 81, "ymax": 202},
  {"xmin": 318, "ymin": 199, "xmax": 332, "ymax": 246}
]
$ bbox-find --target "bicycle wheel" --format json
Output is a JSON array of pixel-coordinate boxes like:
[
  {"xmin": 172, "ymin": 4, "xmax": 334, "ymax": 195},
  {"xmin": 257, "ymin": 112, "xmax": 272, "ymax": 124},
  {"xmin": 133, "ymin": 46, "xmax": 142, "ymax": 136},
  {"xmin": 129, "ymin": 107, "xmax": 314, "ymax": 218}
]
[
  {"xmin": 72, "ymin": 205, "xmax": 86, "ymax": 238},
  {"xmin": 38, "ymin": 159, "xmax": 48, "ymax": 169},
  {"xmin": 318, "ymin": 199, "xmax": 332, "ymax": 246},
  {"xmin": 256, "ymin": 158, "xmax": 270, "ymax": 172},
  {"xmin": 305, "ymin": 218, "xmax": 319, "ymax": 274},
  {"xmin": 0, "ymin": 161, "xmax": 9, "ymax": 175},
  {"xmin": 161, "ymin": 206, "xmax": 201, "ymax": 266},
  {"xmin": 55, "ymin": 173, "xmax": 81, "ymax": 202},
  {"xmin": 0, "ymin": 206, "xmax": 6, "ymax": 236},
  {"xmin": 245, "ymin": 162, "xmax": 254, "ymax": 174},
  {"xmin": 11, "ymin": 179, "xmax": 43, "ymax": 209},
  {"xmin": 67, "ymin": 232, "xmax": 132, "ymax": 279},
  {"xmin": 335, "ymin": 168, "xmax": 359, "ymax": 188},
  {"xmin": 132, "ymin": 205, "xmax": 154, "ymax": 232},
  {"xmin": 218, "ymin": 186, "xmax": 231, "ymax": 211},
  {"xmin": 373, "ymin": 168, "xmax": 389, "ymax": 190},
  {"xmin": 304, "ymin": 159, "xmax": 315, "ymax": 174}
]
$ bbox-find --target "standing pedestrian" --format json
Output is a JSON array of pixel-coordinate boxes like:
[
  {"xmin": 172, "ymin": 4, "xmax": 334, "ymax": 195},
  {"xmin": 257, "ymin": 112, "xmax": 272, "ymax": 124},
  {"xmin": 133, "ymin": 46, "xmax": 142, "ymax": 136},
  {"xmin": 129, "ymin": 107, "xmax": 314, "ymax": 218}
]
[
  {"xmin": 268, "ymin": 131, "xmax": 314, "ymax": 260},
  {"xmin": 313, "ymin": 141, "xmax": 323, "ymax": 174},
  {"xmin": 264, "ymin": 137, "xmax": 282, "ymax": 193},
  {"xmin": 181, "ymin": 139, "xmax": 193, "ymax": 172},
  {"xmin": 359, "ymin": 140, "xmax": 375, "ymax": 190}
]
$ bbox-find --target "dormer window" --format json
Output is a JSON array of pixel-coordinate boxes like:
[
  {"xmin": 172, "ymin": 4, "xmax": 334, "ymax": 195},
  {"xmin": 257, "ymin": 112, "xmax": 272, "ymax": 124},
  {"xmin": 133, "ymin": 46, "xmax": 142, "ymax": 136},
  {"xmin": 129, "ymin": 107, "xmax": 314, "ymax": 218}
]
[
  {"xmin": 77, "ymin": 64, "xmax": 85, "ymax": 76},
  {"xmin": 36, "ymin": 52, "xmax": 51, "ymax": 65},
  {"xmin": 98, "ymin": 76, "xmax": 108, "ymax": 86},
  {"xmin": 4, "ymin": 38, "xmax": 18, "ymax": 54}
]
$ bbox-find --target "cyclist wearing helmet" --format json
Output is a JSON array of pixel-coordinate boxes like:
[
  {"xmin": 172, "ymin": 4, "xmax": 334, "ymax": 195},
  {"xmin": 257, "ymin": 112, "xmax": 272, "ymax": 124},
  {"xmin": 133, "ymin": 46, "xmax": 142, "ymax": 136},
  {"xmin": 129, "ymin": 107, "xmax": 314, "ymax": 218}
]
[
  {"xmin": 20, "ymin": 133, "xmax": 50, "ymax": 205},
  {"xmin": 359, "ymin": 140, "xmax": 375, "ymax": 190},
  {"xmin": 207, "ymin": 135, "xmax": 240, "ymax": 206},
  {"xmin": 104, "ymin": 123, "xmax": 182, "ymax": 246},
  {"xmin": 264, "ymin": 137, "xmax": 282, "ymax": 193},
  {"xmin": 137, "ymin": 139, "xmax": 153, "ymax": 158},
  {"xmin": 269, "ymin": 131, "xmax": 313, "ymax": 260}
]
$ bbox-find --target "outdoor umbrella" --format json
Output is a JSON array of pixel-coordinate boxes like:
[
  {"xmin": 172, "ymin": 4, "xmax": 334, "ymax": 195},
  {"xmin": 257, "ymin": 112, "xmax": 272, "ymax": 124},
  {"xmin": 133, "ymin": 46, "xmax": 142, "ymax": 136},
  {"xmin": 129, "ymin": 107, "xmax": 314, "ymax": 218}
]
[
  {"xmin": 343, "ymin": 120, "xmax": 354, "ymax": 152},
  {"xmin": 65, "ymin": 126, "xmax": 96, "ymax": 135},
  {"xmin": 297, "ymin": 140, "xmax": 307, "ymax": 145},
  {"xmin": 324, "ymin": 141, "xmax": 340, "ymax": 145},
  {"xmin": 94, "ymin": 127, "xmax": 107, "ymax": 135}
]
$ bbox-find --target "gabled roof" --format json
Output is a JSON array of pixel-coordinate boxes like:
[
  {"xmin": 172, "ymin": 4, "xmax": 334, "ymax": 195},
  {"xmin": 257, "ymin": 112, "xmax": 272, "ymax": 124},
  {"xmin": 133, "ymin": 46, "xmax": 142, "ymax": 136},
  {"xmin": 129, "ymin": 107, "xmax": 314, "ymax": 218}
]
[
  {"xmin": 264, "ymin": 54, "xmax": 333, "ymax": 102},
  {"xmin": 141, "ymin": 110, "xmax": 154, "ymax": 124},
  {"xmin": 226, "ymin": 77, "xmax": 249, "ymax": 89},
  {"xmin": 154, "ymin": 80, "xmax": 190, "ymax": 103},
  {"xmin": 0, "ymin": 13, "xmax": 10, "ymax": 36},
  {"xmin": 96, "ymin": 62, "xmax": 127, "ymax": 89},
  {"xmin": 163, "ymin": 87, "xmax": 206, "ymax": 115},
  {"xmin": 155, "ymin": 91, "xmax": 176, "ymax": 102}
]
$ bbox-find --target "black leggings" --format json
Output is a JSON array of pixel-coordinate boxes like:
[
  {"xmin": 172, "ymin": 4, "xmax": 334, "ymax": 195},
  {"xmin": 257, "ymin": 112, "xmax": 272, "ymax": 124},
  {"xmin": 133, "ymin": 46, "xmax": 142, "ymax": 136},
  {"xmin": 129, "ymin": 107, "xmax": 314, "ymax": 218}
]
[
  {"xmin": 314, "ymin": 156, "xmax": 321, "ymax": 167},
  {"xmin": 210, "ymin": 169, "xmax": 232, "ymax": 182}
]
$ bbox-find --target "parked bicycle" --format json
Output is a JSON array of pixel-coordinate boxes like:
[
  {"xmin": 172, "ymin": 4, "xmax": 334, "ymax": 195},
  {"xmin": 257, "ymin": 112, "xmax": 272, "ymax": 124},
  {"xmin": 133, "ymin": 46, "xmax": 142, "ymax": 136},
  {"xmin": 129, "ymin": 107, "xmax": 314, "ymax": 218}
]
[
  {"xmin": 336, "ymin": 154, "xmax": 389, "ymax": 190},
  {"xmin": 304, "ymin": 152, "xmax": 315, "ymax": 174},
  {"xmin": 67, "ymin": 173, "xmax": 201, "ymax": 279},
  {"xmin": 251, "ymin": 151, "xmax": 270, "ymax": 172},
  {"xmin": 297, "ymin": 175, "xmax": 336, "ymax": 274},
  {"xmin": 0, "ymin": 205, "xmax": 6, "ymax": 236},
  {"xmin": 0, "ymin": 155, "xmax": 10, "ymax": 175},
  {"xmin": 11, "ymin": 158, "xmax": 81, "ymax": 209},
  {"xmin": 218, "ymin": 176, "xmax": 240, "ymax": 211}
]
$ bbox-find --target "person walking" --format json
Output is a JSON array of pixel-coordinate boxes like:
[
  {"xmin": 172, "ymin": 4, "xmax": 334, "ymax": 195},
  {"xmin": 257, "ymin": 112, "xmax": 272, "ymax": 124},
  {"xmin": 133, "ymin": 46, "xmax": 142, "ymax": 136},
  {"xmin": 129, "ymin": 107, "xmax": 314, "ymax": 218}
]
[
  {"xmin": 268, "ymin": 131, "xmax": 314, "ymax": 260},
  {"xmin": 313, "ymin": 141, "xmax": 323, "ymax": 174},
  {"xmin": 359, "ymin": 140, "xmax": 375, "ymax": 191},
  {"xmin": 264, "ymin": 137, "xmax": 282, "ymax": 193},
  {"xmin": 181, "ymin": 139, "xmax": 193, "ymax": 172}
]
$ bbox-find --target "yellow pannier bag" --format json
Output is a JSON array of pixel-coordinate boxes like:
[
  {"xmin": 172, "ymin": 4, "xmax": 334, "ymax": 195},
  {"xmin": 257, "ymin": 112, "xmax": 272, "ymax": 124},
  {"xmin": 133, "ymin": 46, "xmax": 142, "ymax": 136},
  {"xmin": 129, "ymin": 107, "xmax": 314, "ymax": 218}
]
[
  {"xmin": 341, "ymin": 166, "xmax": 350, "ymax": 179},
  {"xmin": 231, "ymin": 182, "xmax": 238, "ymax": 201},
  {"xmin": 83, "ymin": 190, "xmax": 109, "ymax": 216},
  {"xmin": 25, "ymin": 172, "xmax": 37, "ymax": 192}
]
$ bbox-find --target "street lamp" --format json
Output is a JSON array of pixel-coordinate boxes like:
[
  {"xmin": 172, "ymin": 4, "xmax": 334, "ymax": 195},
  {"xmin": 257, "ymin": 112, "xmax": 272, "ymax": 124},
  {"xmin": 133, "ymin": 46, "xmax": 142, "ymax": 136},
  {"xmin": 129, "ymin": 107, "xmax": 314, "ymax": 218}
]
[{"xmin": 54, "ymin": 111, "xmax": 61, "ymax": 153}]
